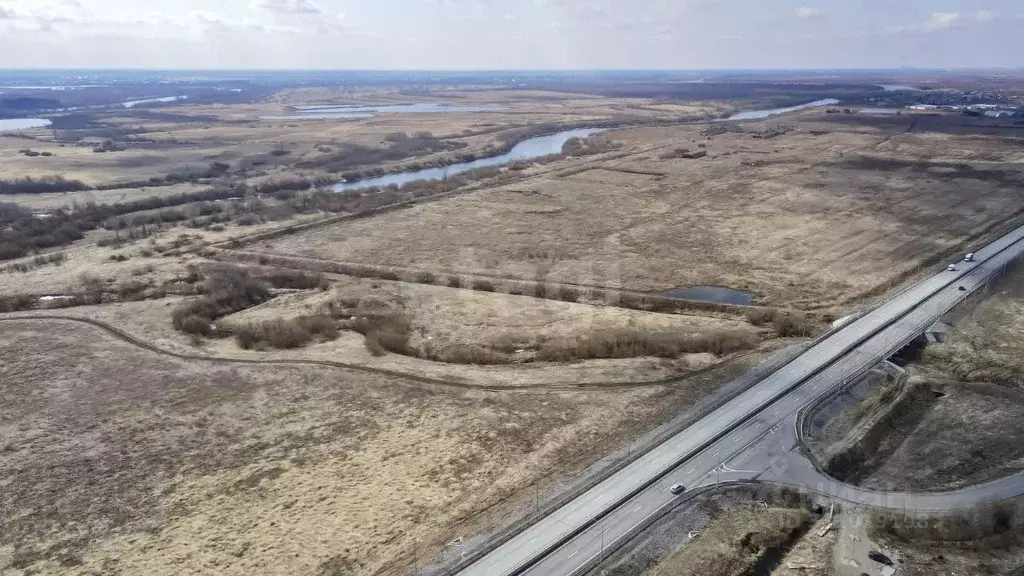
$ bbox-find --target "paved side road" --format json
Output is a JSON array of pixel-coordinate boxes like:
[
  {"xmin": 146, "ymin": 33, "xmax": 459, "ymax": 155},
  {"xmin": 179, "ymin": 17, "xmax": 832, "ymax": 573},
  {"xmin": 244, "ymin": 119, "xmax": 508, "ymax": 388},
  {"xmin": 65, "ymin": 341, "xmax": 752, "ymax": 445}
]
[{"xmin": 456, "ymin": 224, "xmax": 1024, "ymax": 576}]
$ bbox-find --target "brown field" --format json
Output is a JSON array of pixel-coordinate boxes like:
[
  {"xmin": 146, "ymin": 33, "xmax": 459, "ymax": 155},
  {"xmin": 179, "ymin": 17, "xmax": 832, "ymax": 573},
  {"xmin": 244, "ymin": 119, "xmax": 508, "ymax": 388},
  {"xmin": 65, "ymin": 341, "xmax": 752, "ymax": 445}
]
[
  {"xmin": 4, "ymin": 83, "xmax": 1024, "ymax": 576},
  {"xmin": 0, "ymin": 316, "xmax": 773, "ymax": 576},
  {"xmin": 254, "ymin": 112, "xmax": 1024, "ymax": 313}
]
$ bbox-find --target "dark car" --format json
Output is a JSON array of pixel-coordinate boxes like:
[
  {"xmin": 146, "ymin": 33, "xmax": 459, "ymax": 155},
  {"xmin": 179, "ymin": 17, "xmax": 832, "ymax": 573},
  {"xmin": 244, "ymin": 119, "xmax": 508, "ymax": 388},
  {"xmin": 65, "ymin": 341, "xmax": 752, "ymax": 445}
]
[{"xmin": 869, "ymin": 550, "xmax": 894, "ymax": 566}]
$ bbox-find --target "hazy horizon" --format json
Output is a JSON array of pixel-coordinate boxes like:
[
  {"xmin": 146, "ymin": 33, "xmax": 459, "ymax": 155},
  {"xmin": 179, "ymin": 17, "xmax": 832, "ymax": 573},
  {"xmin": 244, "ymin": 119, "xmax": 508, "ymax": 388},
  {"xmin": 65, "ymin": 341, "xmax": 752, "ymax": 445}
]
[{"xmin": 0, "ymin": 0, "xmax": 1021, "ymax": 70}]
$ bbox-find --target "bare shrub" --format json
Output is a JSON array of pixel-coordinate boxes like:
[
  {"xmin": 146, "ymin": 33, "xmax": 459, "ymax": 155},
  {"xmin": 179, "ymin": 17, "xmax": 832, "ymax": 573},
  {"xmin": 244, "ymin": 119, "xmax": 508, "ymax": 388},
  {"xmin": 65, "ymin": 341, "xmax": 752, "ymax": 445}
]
[
  {"xmin": 424, "ymin": 343, "xmax": 510, "ymax": 365},
  {"xmin": 746, "ymin": 308, "xmax": 777, "ymax": 326},
  {"xmin": 170, "ymin": 265, "xmax": 272, "ymax": 336},
  {"xmin": 535, "ymin": 328, "xmax": 758, "ymax": 361},
  {"xmin": 259, "ymin": 269, "xmax": 323, "ymax": 289},
  {"xmin": 176, "ymin": 313, "xmax": 214, "ymax": 336},
  {"xmin": 234, "ymin": 213, "xmax": 261, "ymax": 226},
  {"xmin": 472, "ymin": 279, "xmax": 496, "ymax": 292},
  {"xmin": 234, "ymin": 314, "xmax": 339, "ymax": 350},
  {"xmin": 415, "ymin": 271, "xmax": 437, "ymax": 285},
  {"xmin": 345, "ymin": 303, "xmax": 414, "ymax": 356},
  {"xmin": 446, "ymin": 275, "xmax": 462, "ymax": 288},
  {"xmin": 0, "ymin": 294, "xmax": 35, "ymax": 312},
  {"xmin": 771, "ymin": 312, "xmax": 816, "ymax": 337},
  {"xmin": 559, "ymin": 286, "xmax": 580, "ymax": 302}
]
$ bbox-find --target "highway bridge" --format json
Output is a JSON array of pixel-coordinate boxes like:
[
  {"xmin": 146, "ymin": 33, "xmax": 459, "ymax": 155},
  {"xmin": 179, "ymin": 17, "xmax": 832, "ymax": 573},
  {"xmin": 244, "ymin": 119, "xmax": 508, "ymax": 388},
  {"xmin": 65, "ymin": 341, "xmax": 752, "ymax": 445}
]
[{"xmin": 455, "ymin": 222, "xmax": 1024, "ymax": 576}]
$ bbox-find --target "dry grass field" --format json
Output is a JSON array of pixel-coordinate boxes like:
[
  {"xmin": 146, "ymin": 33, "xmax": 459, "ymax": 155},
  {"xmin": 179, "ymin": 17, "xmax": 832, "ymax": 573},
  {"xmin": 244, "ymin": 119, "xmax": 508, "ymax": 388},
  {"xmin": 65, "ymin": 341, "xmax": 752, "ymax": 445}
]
[
  {"xmin": 4, "ymin": 82, "xmax": 1024, "ymax": 576},
  {"xmin": 644, "ymin": 505, "xmax": 810, "ymax": 576},
  {"xmin": 0, "ymin": 316, "xmax": 771, "ymax": 576},
  {"xmin": 257, "ymin": 112, "xmax": 1024, "ymax": 313}
]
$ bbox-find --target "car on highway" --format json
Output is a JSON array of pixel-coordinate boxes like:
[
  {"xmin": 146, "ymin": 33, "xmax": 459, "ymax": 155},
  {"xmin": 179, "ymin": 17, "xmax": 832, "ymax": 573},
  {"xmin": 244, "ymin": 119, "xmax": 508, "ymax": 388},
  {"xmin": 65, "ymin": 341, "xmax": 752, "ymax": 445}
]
[
  {"xmin": 965, "ymin": 252, "xmax": 975, "ymax": 262},
  {"xmin": 669, "ymin": 483, "xmax": 686, "ymax": 495},
  {"xmin": 947, "ymin": 264, "xmax": 957, "ymax": 271}
]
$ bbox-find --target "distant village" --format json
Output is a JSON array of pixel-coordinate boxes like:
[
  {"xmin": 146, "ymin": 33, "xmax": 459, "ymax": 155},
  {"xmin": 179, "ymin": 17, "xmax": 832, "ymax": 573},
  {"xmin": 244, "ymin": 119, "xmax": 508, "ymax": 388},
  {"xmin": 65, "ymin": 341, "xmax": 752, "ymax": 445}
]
[{"xmin": 828, "ymin": 86, "xmax": 1024, "ymax": 118}]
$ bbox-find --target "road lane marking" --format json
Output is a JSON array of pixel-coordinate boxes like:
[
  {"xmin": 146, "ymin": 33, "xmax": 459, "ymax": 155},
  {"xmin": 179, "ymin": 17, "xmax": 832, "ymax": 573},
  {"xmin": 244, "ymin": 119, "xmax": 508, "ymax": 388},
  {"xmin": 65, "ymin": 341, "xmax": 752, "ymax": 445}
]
[
  {"xmin": 687, "ymin": 468, "xmax": 696, "ymax": 474},
  {"xmin": 568, "ymin": 550, "xmax": 579, "ymax": 559},
  {"xmin": 633, "ymin": 504, "xmax": 643, "ymax": 512}
]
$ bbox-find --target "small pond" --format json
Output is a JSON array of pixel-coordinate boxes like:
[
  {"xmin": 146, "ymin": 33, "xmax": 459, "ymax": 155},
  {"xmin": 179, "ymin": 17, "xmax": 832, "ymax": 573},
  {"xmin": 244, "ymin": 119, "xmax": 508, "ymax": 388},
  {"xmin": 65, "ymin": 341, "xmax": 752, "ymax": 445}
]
[{"xmin": 663, "ymin": 286, "xmax": 753, "ymax": 305}]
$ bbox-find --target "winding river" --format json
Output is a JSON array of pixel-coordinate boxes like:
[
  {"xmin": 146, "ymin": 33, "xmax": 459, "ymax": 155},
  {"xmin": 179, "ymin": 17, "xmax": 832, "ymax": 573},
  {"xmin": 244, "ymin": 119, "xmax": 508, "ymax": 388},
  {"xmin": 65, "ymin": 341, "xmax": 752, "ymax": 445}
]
[{"xmin": 332, "ymin": 128, "xmax": 603, "ymax": 192}]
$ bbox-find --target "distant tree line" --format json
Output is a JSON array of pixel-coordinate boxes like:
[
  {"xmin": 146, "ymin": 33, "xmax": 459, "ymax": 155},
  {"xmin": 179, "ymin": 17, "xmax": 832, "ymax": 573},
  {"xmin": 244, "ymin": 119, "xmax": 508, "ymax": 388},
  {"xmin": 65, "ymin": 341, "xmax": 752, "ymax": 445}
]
[{"xmin": 0, "ymin": 176, "xmax": 90, "ymax": 195}]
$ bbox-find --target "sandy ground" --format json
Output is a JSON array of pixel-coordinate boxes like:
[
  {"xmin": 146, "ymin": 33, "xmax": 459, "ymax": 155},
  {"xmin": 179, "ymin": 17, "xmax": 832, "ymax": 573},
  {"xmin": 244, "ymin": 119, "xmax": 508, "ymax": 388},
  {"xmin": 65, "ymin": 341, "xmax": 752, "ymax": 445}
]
[
  {"xmin": 257, "ymin": 113, "xmax": 1024, "ymax": 313},
  {"xmin": 0, "ymin": 317, "xmax": 766, "ymax": 576}
]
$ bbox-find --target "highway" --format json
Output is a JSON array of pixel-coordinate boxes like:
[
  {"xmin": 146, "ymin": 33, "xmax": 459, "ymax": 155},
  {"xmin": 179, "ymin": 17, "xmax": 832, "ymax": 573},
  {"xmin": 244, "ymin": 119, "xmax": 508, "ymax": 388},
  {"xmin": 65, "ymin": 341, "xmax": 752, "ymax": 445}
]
[{"xmin": 456, "ymin": 222, "xmax": 1024, "ymax": 576}]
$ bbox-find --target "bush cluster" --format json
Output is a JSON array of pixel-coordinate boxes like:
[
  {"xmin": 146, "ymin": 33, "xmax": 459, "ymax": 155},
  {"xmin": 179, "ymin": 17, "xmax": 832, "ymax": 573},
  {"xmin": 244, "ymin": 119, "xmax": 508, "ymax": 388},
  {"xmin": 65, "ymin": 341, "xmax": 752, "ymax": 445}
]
[
  {"xmin": 171, "ymin": 265, "xmax": 272, "ymax": 336},
  {"xmin": 0, "ymin": 176, "xmax": 89, "ymax": 195},
  {"xmin": 534, "ymin": 328, "xmax": 759, "ymax": 362},
  {"xmin": 234, "ymin": 315, "xmax": 339, "ymax": 350},
  {"xmin": 746, "ymin": 308, "xmax": 817, "ymax": 337},
  {"xmin": 2, "ymin": 251, "xmax": 65, "ymax": 273}
]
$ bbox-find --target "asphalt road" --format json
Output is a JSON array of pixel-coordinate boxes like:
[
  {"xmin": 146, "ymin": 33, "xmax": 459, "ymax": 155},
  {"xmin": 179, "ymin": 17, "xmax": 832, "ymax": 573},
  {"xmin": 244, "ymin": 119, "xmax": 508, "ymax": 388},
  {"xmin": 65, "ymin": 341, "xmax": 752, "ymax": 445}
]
[{"xmin": 456, "ymin": 223, "xmax": 1024, "ymax": 576}]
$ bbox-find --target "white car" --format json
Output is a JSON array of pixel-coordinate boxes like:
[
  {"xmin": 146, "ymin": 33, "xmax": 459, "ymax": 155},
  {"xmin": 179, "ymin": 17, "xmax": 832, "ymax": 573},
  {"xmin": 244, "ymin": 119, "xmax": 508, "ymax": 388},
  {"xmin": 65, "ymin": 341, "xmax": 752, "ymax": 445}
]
[
  {"xmin": 964, "ymin": 252, "xmax": 975, "ymax": 262},
  {"xmin": 947, "ymin": 264, "xmax": 957, "ymax": 272},
  {"xmin": 670, "ymin": 483, "xmax": 686, "ymax": 495}
]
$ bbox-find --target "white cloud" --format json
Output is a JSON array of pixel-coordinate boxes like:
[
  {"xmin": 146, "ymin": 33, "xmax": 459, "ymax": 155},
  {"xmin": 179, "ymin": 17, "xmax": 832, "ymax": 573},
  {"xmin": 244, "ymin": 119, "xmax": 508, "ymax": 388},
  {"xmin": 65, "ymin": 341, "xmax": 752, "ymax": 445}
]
[
  {"xmin": 255, "ymin": 0, "xmax": 324, "ymax": 15},
  {"xmin": 923, "ymin": 12, "xmax": 961, "ymax": 30},
  {"xmin": 795, "ymin": 6, "xmax": 821, "ymax": 19},
  {"xmin": 975, "ymin": 10, "xmax": 998, "ymax": 22}
]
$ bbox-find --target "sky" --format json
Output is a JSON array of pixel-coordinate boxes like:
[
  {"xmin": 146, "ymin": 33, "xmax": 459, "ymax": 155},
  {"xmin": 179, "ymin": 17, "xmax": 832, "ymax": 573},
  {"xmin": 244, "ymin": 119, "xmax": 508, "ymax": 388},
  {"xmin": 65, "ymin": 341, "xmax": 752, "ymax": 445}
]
[{"xmin": 0, "ymin": 0, "xmax": 1020, "ymax": 70}]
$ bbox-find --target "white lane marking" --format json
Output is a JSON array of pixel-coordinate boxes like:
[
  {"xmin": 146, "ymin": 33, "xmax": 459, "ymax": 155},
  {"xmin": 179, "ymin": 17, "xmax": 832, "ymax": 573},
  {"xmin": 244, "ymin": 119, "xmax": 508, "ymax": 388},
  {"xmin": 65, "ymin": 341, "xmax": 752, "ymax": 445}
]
[
  {"xmin": 633, "ymin": 504, "xmax": 643, "ymax": 512},
  {"xmin": 568, "ymin": 550, "xmax": 579, "ymax": 559},
  {"xmin": 733, "ymin": 437, "xmax": 741, "ymax": 443},
  {"xmin": 687, "ymin": 468, "xmax": 696, "ymax": 474}
]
